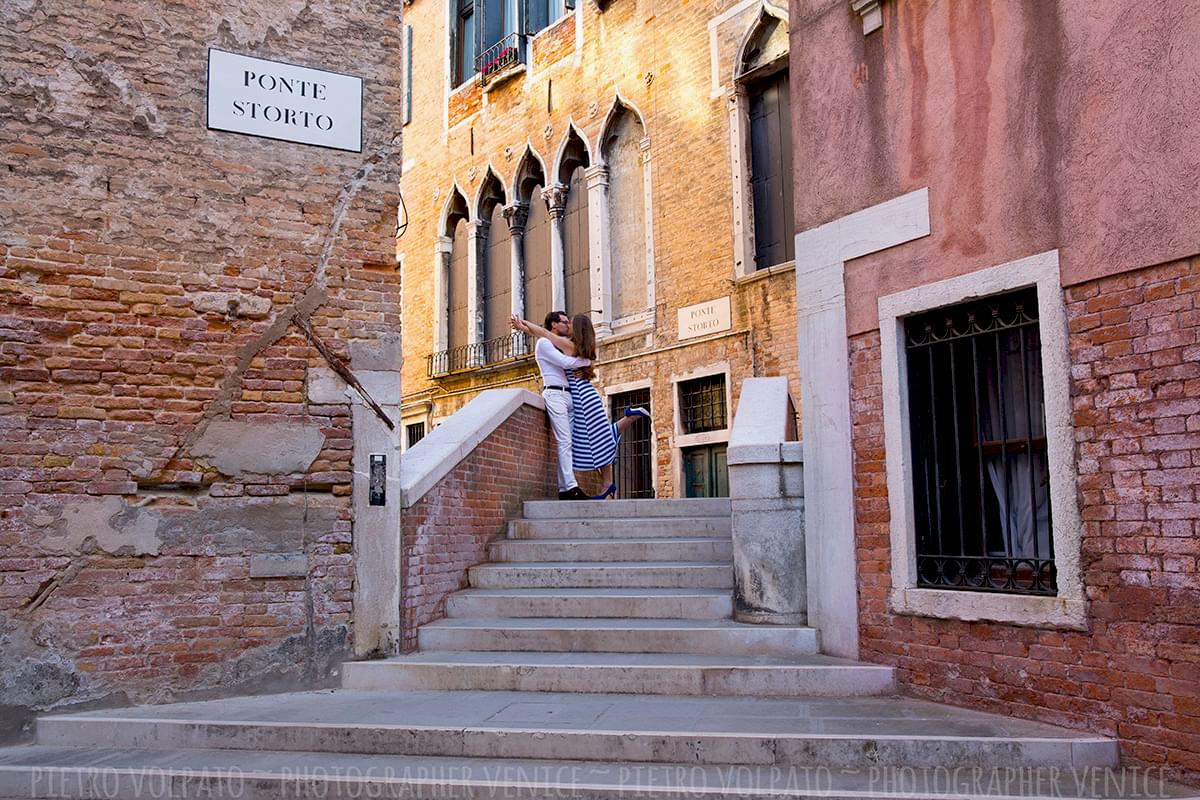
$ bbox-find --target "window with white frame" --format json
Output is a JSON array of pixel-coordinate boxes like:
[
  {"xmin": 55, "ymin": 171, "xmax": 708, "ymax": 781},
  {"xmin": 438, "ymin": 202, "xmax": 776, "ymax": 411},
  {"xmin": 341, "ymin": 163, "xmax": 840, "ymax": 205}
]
[
  {"xmin": 879, "ymin": 250, "xmax": 1087, "ymax": 629},
  {"xmin": 730, "ymin": 9, "xmax": 794, "ymax": 276}
]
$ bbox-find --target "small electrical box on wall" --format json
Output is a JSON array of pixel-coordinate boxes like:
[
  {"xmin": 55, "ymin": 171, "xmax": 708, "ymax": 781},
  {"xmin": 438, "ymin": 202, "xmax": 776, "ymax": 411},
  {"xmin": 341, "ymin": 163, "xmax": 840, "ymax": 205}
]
[{"xmin": 369, "ymin": 454, "xmax": 386, "ymax": 506}]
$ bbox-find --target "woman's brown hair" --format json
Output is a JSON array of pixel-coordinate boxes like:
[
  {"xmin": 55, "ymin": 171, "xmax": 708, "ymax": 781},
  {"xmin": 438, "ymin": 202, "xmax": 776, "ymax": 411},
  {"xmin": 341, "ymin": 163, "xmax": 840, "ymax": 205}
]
[{"xmin": 570, "ymin": 313, "xmax": 596, "ymax": 381}]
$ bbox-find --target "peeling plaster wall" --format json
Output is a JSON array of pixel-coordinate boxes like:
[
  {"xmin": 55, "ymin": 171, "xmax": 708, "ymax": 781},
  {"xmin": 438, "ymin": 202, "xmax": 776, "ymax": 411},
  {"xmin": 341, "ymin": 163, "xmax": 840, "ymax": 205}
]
[
  {"xmin": 0, "ymin": 0, "xmax": 403, "ymax": 737},
  {"xmin": 788, "ymin": 0, "xmax": 1200, "ymax": 334}
]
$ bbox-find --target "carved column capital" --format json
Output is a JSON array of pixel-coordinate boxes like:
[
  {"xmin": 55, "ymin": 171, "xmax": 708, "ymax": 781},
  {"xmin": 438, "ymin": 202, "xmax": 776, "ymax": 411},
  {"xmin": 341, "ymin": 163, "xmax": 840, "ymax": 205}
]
[
  {"xmin": 542, "ymin": 183, "xmax": 568, "ymax": 220},
  {"xmin": 502, "ymin": 201, "xmax": 529, "ymax": 234},
  {"xmin": 584, "ymin": 164, "xmax": 609, "ymax": 188}
]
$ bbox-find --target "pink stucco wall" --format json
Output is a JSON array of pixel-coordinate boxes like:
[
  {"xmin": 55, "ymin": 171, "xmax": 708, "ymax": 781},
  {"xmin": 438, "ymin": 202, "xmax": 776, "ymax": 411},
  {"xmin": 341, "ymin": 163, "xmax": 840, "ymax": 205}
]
[{"xmin": 789, "ymin": 1, "xmax": 1200, "ymax": 334}]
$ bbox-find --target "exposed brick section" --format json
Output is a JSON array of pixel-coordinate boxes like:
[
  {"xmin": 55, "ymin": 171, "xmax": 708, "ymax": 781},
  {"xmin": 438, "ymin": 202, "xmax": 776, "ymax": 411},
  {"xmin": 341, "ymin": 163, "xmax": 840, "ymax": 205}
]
[
  {"xmin": 853, "ymin": 256, "xmax": 1200, "ymax": 785},
  {"xmin": 401, "ymin": 405, "xmax": 557, "ymax": 650},
  {"xmin": 0, "ymin": 0, "xmax": 401, "ymax": 732},
  {"xmin": 531, "ymin": 14, "xmax": 576, "ymax": 71}
]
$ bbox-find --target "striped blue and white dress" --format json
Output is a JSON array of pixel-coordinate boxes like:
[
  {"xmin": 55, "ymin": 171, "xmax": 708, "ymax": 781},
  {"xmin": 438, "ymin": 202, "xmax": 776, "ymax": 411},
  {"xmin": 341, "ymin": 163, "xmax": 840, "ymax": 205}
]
[{"xmin": 567, "ymin": 369, "xmax": 619, "ymax": 471}]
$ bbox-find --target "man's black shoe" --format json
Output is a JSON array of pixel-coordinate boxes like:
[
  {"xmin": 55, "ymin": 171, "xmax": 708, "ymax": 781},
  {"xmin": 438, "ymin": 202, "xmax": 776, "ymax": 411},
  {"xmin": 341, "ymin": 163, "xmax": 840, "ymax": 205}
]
[{"xmin": 558, "ymin": 486, "xmax": 589, "ymax": 500}]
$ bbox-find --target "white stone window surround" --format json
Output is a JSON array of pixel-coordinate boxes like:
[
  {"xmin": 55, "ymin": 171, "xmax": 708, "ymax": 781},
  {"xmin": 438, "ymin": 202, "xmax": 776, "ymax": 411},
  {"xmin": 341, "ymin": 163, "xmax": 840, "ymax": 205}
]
[
  {"xmin": 602, "ymin": 377, "xmax": 658, "ymax": 496},
  {"xmin": 878, "ymin": 249, "xmax": 1087, "ymax": 630},
  {"xmin": 669, "ymin": 363, "xmax": 732, "ymax": 495},
  {"xmin": 727, "ymin": 2, "xmax": 789, "ymax": 280},
  {"xmin": 592, "ymin": 97, "xmax": 657, "ymax": 339}
]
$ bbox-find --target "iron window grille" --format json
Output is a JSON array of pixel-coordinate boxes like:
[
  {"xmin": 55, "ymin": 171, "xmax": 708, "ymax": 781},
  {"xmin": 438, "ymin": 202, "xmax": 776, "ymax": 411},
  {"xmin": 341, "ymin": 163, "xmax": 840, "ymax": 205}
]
[
  {"xmin": 406, "ymin": 422, "xmax": 426, "ymax": 449},
  {"xmin": 427, "ymin": 331, "xmax": 532, "ymax": 377},
  {"xmin": 903, "ymin": 286, "xmax": 1055, "ymax": 596},
  {"xmin": 608, "ymin": 388, "xmax": 654, "ymax": 498},
  {"xmin": 679, "ymin": 374, "xmax": 727, "ymax": 435},
  {"xmin": 478, "ymin": 33, "xmax": 526, "ymax": 85}
]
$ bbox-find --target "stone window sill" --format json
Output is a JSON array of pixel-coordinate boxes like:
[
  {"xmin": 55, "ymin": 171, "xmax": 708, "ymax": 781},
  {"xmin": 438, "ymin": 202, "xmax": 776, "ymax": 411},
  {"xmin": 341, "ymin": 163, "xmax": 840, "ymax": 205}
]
[
  {"xmin": 734, "ymin": 259, "xmax": 795, "ymax": 286},
  {"xmin": 889, "ymin": 587, "xmax": 1088, "ymax": 631},
  {"xmin": 482, "ymin": 63, "xmax": 526, "ymax": 92}
]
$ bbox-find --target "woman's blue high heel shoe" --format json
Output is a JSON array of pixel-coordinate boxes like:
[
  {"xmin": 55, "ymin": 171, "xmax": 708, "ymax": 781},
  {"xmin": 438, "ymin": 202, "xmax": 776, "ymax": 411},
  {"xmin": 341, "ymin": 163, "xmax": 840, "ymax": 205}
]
[
  {"xmin": 592, "ymin": 482, "xmax": 617, "ymax": 499},
  {"xmin": 624, "ymin": 407, "xmax": 651, "ymax": 421}
]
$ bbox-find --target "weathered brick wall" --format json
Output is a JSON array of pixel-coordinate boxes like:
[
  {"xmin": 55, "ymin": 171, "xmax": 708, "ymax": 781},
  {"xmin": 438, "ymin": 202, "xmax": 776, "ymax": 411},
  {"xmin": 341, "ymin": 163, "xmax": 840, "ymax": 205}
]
[
  {"xmin": 401, "ymin": 405, "xmax": 556, "ymax": 649},
  {"xmin": 853, "ymin": 256, "xmax": 1200, "ymax": 784},
  {"xmin": 0, "ymin": 1, "xmax": 402, "ymax": 738}
]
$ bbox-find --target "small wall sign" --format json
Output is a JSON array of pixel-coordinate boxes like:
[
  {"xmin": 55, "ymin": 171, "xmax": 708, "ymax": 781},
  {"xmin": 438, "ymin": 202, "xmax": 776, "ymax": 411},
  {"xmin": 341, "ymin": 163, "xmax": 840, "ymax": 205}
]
[
  {"xmin": 207, "ymin": 49, "xmax": 363, "ymax": 152},
  {"xmin": 678, "ymin": 296, "xmax": 732, "ymax": 340}
]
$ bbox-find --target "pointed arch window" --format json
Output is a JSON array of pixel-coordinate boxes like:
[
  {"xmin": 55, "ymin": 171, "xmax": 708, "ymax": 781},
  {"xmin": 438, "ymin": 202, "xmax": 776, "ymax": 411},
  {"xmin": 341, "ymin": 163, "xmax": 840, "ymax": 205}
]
[
  {"xmin": 731, "ymin": 9, "xmax": 794, "ymax": 274},
  {"xmin": 478, "ymin": 172, "xmax": 511, "ymax": 344},
  {"xmin": 445, "ymin": 192, "xmax": 471, "ymax": 354},
  {"xmin": 514, "ymin": 151, "xmax": 553, "ymax": 325},
  {"xmin": 600, "ymin": 104, "xmax": 650, "ymax": 322},
  {"xmin": 558, "ymin": 132, "xmax": 591, "ymax": 318}
]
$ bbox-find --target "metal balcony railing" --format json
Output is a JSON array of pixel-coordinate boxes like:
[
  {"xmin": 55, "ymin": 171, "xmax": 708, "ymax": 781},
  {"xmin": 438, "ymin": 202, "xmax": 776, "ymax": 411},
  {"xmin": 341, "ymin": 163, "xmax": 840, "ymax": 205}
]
[
  {"xmin": 477, "ymin": 33, "xmax": 525, "ymax": 86},
  {"xmin": 427, "ymin": 331, "xmax": 533, "ymax": 377}
]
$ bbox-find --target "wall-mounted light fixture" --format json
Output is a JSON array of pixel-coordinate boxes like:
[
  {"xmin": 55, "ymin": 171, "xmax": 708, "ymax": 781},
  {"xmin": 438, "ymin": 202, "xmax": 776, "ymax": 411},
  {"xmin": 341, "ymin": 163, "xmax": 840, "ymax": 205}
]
[{"xmin": 851, "ymin": 0, "xmax": 882, "ymax": 35}]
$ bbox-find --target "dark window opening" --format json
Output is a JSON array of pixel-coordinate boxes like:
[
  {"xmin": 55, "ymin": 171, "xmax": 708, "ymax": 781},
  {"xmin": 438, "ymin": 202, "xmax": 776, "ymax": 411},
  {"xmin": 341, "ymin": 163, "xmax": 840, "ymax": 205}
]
[
  {"xmin": 609, "ymin": 388, "xmax": 654, "ymax": 499},
  {"xmin": 679, "ymin": 374, "xmax": 727, "ymax": 435},
  {"xmin": 904, "ymin": 286, "xmax": 1055, "ymax": 596},
  {"xmin": 406, "ymin": 422, "xmax": 426, "ymax": 448},
  {"xmin": 747, "ymin": 70, "xmax": 794, "ymax": 270}
]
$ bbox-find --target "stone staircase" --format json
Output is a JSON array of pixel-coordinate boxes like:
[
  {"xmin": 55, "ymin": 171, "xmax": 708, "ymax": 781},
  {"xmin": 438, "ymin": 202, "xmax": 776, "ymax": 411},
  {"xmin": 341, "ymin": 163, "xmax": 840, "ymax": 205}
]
[{"xmin": 0, "ymin": 498, "xmax": 1188, "ymax": 799}]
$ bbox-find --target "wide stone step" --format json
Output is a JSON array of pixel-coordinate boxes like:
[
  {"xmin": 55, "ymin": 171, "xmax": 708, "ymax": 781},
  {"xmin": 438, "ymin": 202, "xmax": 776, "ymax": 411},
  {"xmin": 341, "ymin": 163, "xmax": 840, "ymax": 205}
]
[
  {"xmin": 489, "ymin": 537, "xmax": 733, "ymax": 562},
  {"xmin": 343, "ymin": 651, "xmax": 896, "ymax": 697},
  {"xmin": 509, "ymin": 516, "xmax": 732, "ymax": 539},
  {"xmin": 522, "ymin": 497, "xmax": 731, "ymax": 519},
  {"xmin": 468, "ymin": 561, "xmax": 733, "ymax": 589},
  {"xmin": 445, "ymin": 587, "xmax": 734, "ymax": 619},
  {"xmin": 3, "ymin": 747, "xmax": 1176, "ymax": 800},
  {"xmin": 417, "ymin": 618, "xmax": 818, "ymax": 656},
  {"xmin": 28, "ymin": 690, "xmax": 1119, "ymax": 771}
]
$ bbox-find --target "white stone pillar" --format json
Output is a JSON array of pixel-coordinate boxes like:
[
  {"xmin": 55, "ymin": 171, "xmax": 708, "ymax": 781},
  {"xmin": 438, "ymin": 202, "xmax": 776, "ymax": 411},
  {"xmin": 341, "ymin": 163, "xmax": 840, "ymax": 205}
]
[
  {"xmin": 542, "ymin": 184, "xmax": 568, "ymax": 313},
  {"xmin": 585, "ymin": 164, "xmax": 611, "ymax": 334},
  {"xmin": 466, "ymin": 220, "xmax": 487, "ymax": 363},
  {"xmin": 433, "ymin": 236, "xmax": 452, "ymax": 355},
  {"xmin": 639, "ymin": 137, "xmax": 656, "ymax": 313},
  {"xmin": 504, "ymin": 201, "xmax": 529, "ymax": 354}
]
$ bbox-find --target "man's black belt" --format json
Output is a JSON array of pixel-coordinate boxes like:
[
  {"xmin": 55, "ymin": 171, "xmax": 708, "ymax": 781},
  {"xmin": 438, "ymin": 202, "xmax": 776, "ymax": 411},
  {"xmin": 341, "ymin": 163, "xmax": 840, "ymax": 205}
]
[{"xmin": 544, "ymin": 385, "xmax": 568, "ymax": 391}]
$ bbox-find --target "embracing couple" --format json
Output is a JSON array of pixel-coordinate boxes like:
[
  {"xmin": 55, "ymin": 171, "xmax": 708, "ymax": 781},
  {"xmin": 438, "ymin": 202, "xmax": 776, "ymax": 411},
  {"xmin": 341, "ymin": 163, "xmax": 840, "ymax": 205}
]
[{"xmin": 511, "ymin": 311, "xmax": 651, "ymax": 500}]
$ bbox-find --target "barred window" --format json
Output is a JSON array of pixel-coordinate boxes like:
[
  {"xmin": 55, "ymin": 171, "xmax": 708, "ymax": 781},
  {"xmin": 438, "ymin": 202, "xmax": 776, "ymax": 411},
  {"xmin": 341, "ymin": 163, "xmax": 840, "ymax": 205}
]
[
  {"xmin": 406, "ymin": 422, "xmax": 426, "ymax": 449},
  {"xmin": 679, "ymin": 374, "xmax": 727, "ymax": 435},
  {"xmin": 904, "ymin": 287, "xmax": 1055, "ymax": 596}
]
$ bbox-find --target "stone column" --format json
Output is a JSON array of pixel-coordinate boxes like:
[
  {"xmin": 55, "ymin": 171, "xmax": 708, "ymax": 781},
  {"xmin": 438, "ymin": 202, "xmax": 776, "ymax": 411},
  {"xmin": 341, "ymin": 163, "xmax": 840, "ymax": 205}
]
[
  {"xmin": 727, "ymin": 377, "xmax": 807, "ymax": 625},
  {"xmin": 584, "ymin": 164, "xmax": 611, "ymax": 334},
  {"xmin": 542, "ymin": 184, "xmax": 567, "ymax": 313},
  {"xmin": 433, "ymin": 235, "xmax": 452, "ymax": 355},
  {"xmin": 503, "ymin": 201, "xmax": 529, "ymax": 354},
  {"xmin": 466, "ymin": 220, "xmax": 487, "ymax": 364}
]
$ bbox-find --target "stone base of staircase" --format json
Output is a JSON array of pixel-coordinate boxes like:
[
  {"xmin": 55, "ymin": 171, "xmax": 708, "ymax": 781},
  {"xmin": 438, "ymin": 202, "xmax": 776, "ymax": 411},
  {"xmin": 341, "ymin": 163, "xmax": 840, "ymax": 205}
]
[
  {"xmin": 2, "ymin": 499, "xmax": 1189, "ymax": 799},
  {"xmin": 1, "ymin": 688, "xmax": 1178, "ymax": 800}
]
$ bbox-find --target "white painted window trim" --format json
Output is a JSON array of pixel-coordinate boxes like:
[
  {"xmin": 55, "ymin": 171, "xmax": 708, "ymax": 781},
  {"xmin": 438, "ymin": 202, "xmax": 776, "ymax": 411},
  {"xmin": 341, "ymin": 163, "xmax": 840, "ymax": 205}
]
[
  {"xmin": 670, "ymin": 363, "xmax": 732, "ymax": 497},
  {"xmin": 878, "ymin": 249, "xmax": 1087, "ymax": 630},
  {"xmin": 728, "ymin": 3, "xmax": 789, "ymax": 280}
]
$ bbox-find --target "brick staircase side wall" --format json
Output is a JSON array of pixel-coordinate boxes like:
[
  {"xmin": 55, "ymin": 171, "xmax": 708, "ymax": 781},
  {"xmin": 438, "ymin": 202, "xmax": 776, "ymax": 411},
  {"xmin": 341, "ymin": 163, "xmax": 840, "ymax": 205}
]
[{"xmin": 400, "ymin": 404, "xmax": 557, "ymax": 651}]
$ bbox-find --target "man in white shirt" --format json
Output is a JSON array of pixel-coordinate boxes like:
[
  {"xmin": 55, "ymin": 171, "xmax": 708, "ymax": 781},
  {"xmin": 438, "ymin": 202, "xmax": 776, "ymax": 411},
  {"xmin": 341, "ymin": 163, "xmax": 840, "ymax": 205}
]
[{"xmin": 534, "ymin": 311, "xmax": 590, "ymax": 500}]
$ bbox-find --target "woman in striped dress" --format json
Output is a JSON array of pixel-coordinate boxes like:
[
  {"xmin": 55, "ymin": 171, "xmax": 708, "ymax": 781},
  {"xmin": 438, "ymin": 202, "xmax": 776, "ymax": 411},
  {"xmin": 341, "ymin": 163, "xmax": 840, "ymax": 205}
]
[{"xmin": 512, "ymin": 313, "xmax": 651, "ymax": 498}]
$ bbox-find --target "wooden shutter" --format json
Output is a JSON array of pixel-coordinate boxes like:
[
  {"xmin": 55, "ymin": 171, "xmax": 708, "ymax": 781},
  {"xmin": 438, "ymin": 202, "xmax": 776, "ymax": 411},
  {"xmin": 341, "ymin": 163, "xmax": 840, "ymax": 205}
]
[
  {"xmin": 448, "ymin": 218, "xmax": 470, "ymax": 351},
  {"xmin": 484, "ymin": 203, "xmax": 512, "ymax": 342},
  {"xmin": 524, "ymin": 186, "xmax": 553, "ymax": 323},
  {"xmin": 748, "ymin": 71, "xmax": 795, "ymax": 270},
  {"xmin": 563, "ymin": 165, "xmax": 590, "ymax": 317}
]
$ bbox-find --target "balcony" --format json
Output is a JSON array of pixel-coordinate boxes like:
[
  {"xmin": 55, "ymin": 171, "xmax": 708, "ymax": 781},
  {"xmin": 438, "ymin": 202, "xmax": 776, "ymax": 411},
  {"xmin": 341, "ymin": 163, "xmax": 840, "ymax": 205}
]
[
  {"xmin": 428, "ymin": 331, "xmax": 533, "ymax": 377},
  {"xmin": 477, "ymin": 33, "xmax": 526, "ymax": 86}
]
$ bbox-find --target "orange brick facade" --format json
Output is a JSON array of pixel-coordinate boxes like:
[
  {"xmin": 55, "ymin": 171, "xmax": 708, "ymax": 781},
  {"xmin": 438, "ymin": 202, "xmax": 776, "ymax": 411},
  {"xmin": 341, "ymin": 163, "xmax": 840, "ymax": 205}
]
[
  {"xmin": 398, "ymin": 0, "xmax": 801, "ymax": 496},
  {"xmin": 853, "ymin": 257, "xmax": 1200, "ymax": 783},
  {"xmin": 1, "ymin": 1, "xmax": 402, "ymax": 737}
]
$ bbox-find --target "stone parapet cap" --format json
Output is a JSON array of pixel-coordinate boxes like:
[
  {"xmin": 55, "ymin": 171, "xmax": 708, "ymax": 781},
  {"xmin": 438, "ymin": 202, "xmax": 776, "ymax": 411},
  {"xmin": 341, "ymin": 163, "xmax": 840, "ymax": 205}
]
[
  {"xmin": 400, "ymin": 388, "xmax": 544, "ymax": 508},
  {"xmin": 727, "ymin": 441, "xmax": 803, "ymax": 466},
  {"xmin": 728, "ymin": 376, "xmax": 799, "ymax": 454}
]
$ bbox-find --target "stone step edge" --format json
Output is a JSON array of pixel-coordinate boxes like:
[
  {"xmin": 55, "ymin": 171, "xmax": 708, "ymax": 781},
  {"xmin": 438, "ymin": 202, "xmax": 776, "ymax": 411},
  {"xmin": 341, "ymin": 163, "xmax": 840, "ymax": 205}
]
[
  {"xmin": 0, "ymin": 753, "xmax": 1161, "ymax": 800},
  {"xmin": 35, "ymin": 716, "xmax": 1119, "ymax": 768}
]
